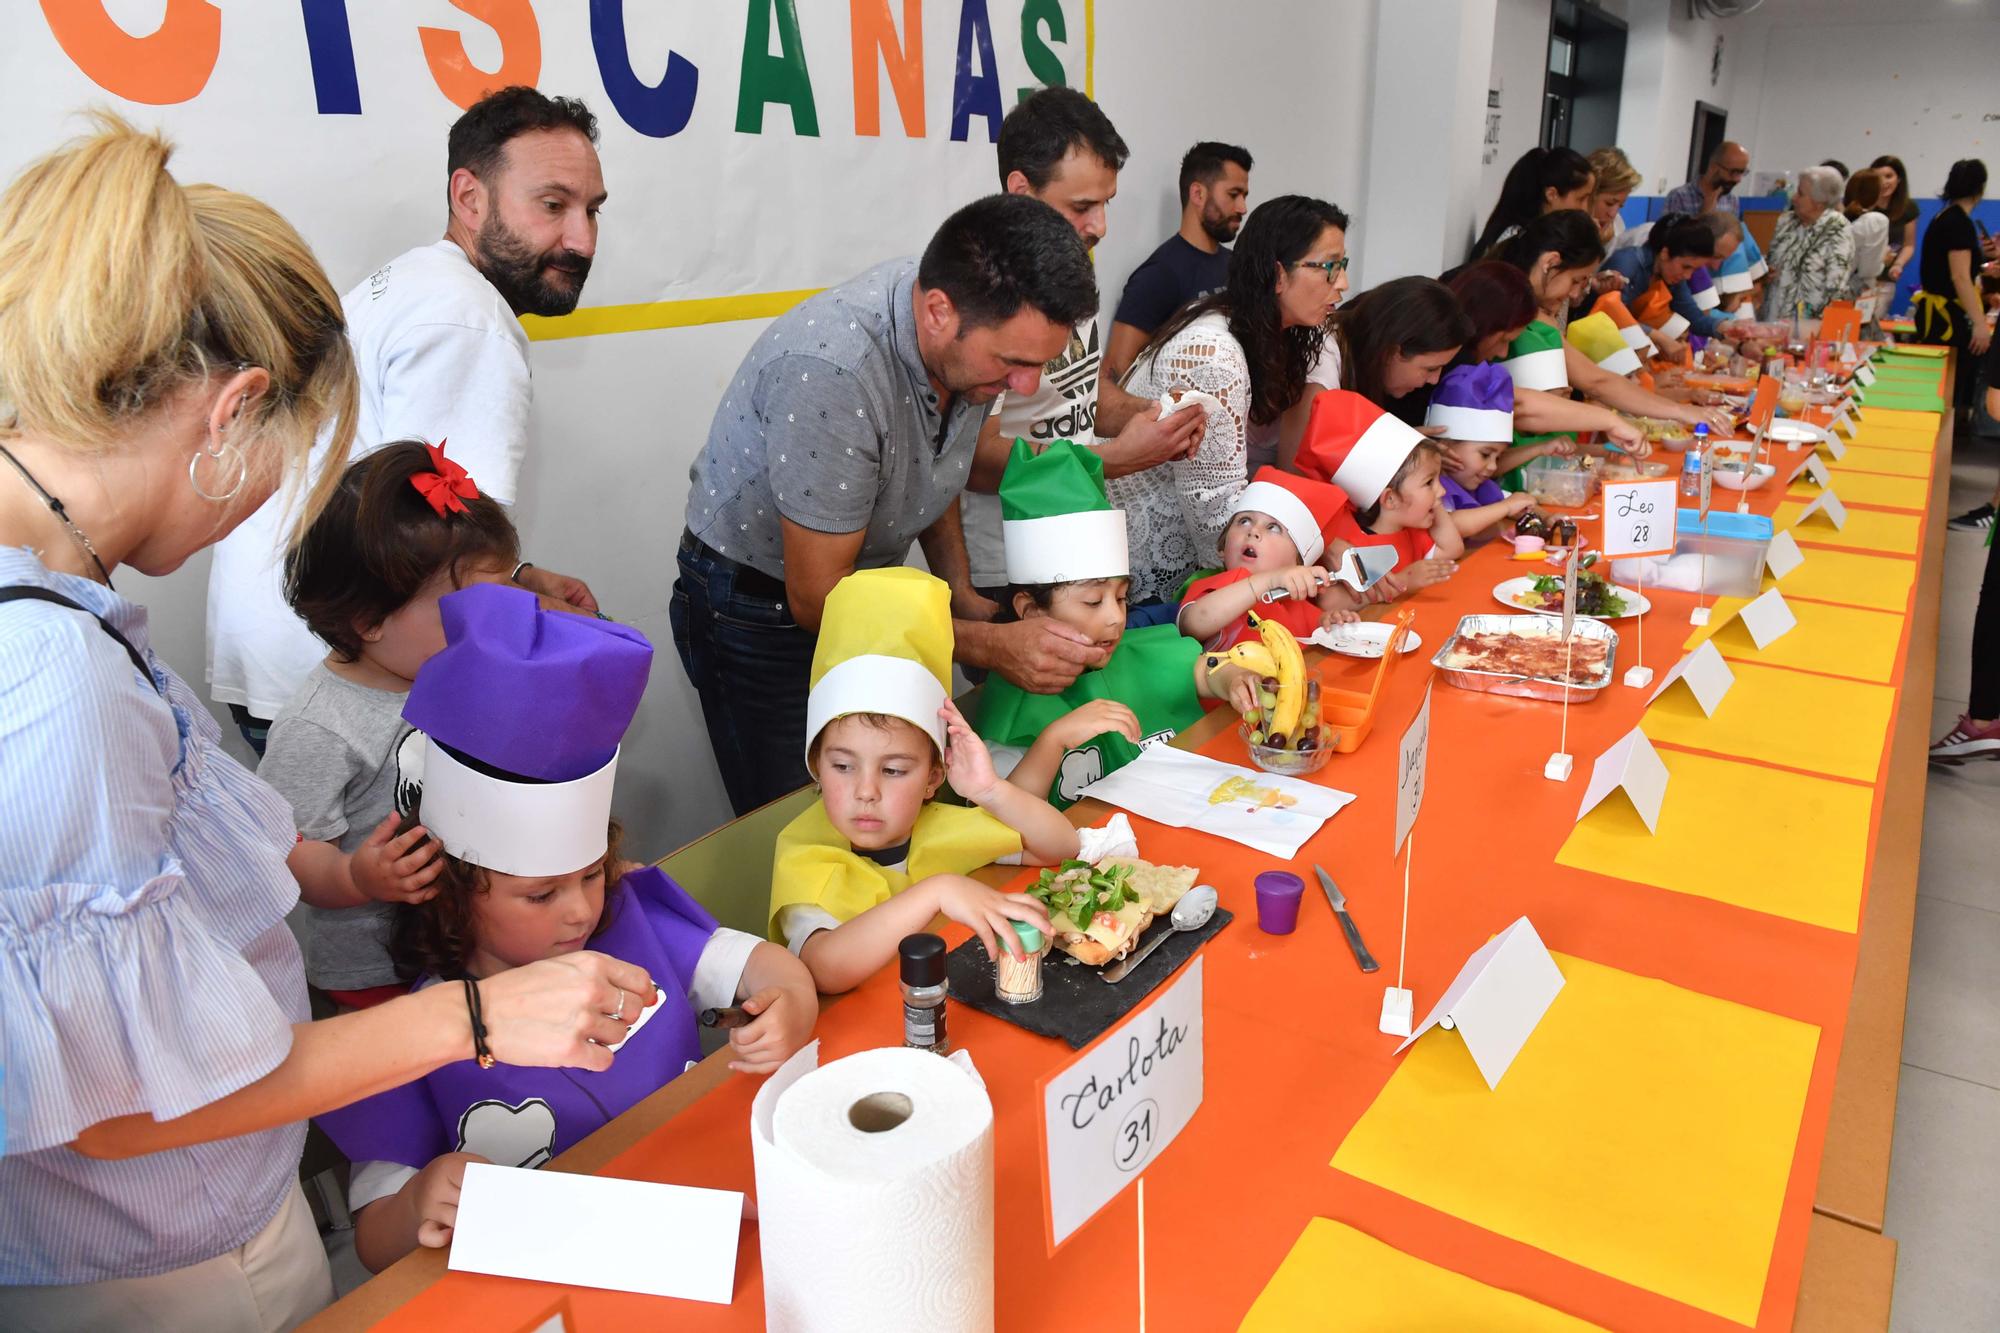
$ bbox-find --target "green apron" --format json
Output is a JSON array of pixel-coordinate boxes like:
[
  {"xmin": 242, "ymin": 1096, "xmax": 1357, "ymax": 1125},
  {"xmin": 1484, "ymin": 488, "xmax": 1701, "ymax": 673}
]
[{"xmin": 973, "ymin": 623, "xmax": 1205, "ymax": 809}]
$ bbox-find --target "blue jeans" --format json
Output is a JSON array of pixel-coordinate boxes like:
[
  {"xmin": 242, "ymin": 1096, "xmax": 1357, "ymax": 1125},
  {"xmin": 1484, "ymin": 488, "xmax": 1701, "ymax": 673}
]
[
  {"xmin": 1126, "ymin": 599, "xmax": 1181, "ymax": 629},
  {"xmin": 669, "ymin": 534, "xmax": 816, "ymax": 816}
]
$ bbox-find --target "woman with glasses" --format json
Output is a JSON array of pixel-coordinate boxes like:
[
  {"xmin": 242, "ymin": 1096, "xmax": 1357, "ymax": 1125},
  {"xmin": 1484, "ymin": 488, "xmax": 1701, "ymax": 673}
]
[{"xmin": 1109, "ymin": 194, "xmax": 1349, "ymax": 611}]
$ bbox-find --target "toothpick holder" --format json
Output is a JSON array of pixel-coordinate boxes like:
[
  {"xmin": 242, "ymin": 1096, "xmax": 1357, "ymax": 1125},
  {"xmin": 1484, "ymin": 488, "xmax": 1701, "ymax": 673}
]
[{"xmin": 1379, "ymin": 986, "xmax": 1414, "ymax": 1037}]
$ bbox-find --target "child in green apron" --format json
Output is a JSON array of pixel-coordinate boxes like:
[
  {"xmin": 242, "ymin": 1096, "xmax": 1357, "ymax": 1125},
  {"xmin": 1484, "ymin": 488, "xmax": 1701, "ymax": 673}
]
[{"xmin": 974, "ymin": 440, "xmax": 1263, "ymax": 808}]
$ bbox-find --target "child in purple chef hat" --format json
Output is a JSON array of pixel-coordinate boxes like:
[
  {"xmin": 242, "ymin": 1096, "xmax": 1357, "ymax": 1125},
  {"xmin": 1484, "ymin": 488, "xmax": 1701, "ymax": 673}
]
[{"xmin": 315, "ymin": 582, "xmax": 817, "ymax": 1273}]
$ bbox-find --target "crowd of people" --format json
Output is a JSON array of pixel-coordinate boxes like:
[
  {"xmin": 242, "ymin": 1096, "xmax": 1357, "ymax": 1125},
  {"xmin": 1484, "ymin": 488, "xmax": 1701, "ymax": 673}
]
[{"xmin": 2, "ymin": 81, "xmax": 1997, "ymax": 1331}]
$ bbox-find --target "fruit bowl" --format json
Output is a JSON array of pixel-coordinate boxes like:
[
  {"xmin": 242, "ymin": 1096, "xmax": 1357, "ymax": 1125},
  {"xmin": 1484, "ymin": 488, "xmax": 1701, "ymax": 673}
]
[{"xmin": 1240, "ymin": 722, "xmax": 1336, "ymax": 777}]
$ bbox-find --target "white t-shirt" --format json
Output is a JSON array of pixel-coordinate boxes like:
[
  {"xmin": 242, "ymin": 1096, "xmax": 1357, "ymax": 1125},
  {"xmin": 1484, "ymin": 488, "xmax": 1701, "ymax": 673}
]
[
  {"xmin": 205, "ymin": 241, "xmax": 533, "ymax": 717},
  {"xmin": 962, "ymin": 317, "xmax": 1104, "ymax": 589}
]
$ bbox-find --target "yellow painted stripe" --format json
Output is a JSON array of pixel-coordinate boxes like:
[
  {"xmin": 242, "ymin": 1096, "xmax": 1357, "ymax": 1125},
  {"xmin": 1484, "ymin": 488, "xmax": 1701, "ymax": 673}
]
[
  {"xmin": 519, "ymin": 288, "xmax": 822, "ymax": 341},
  {"xmin": 1085, "ymin": 0, "xmax": 1096, "ymax": 98}
]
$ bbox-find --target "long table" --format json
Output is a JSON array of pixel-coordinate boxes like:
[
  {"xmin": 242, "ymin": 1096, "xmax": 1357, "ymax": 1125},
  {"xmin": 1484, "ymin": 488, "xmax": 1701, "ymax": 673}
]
[{"xmin": 308, "ymin": 364, "xmax": 1945, "ymax": 1332}]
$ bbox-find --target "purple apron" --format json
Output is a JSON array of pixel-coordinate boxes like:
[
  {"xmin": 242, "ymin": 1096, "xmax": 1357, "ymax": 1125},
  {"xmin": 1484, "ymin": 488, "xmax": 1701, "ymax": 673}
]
[{"xmin": 317, "ymin": 868, "xmax": 716, "ymax": 1170}]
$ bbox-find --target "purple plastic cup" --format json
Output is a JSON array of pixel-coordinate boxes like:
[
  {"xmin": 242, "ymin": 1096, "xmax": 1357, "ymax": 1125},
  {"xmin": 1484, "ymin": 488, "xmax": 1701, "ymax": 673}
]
[{"xmin": 1254, "ymin": 870, "xmax": 1306, "ymax": 935}]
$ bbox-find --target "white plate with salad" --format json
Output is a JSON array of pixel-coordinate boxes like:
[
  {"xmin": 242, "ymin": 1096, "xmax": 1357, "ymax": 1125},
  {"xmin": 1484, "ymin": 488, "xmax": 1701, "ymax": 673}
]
[{"xmin": 1493, "ymin": 574, "xmax": 1650, "ymax": 619}]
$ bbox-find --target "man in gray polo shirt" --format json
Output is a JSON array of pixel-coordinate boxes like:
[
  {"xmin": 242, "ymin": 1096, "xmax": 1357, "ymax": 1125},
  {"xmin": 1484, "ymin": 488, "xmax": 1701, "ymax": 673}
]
[{"xmin": 672, "ymin": 193, "xmax": 1104, "ymax": 814}]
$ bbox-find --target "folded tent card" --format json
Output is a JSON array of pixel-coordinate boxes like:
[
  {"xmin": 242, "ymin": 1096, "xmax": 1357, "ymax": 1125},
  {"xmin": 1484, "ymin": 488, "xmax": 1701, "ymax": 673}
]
[
  {"xmin": 1396, "ymin": 917, "xmax": 1566, "ymax": 1090},
  {"xmin": 1076, "ymin": 744, "xmax": 1356, "ymax": 860}
]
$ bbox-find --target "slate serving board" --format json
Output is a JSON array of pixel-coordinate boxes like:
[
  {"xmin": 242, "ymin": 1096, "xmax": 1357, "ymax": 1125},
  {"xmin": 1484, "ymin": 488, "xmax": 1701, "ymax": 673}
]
[{"xmin": 945, "ymin": 908, "xmax": 1233, "ymax": 1049}]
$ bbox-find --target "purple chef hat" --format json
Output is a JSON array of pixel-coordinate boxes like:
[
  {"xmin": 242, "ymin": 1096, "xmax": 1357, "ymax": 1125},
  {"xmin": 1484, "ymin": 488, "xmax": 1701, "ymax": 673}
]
[{"xmin": 403, "ymin": 583, "xmax": 653, "ymax": 782}]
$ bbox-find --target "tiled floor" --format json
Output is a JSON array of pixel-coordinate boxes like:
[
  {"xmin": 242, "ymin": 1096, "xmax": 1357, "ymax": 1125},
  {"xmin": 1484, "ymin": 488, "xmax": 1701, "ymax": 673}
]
[
  {"xmin": 1885, "ymin": 425, "xmax": 2000, "ymax": 1332},
  {"xmin": 309, "ymin": 429, "xmax": 2000, "ymax": 1326}
]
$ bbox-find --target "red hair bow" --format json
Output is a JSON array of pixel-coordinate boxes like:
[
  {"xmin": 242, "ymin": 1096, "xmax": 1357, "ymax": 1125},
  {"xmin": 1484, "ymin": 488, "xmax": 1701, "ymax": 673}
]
[{"xmin": 410, "ymin": 439, "xmax": 480, "ymax": 516}]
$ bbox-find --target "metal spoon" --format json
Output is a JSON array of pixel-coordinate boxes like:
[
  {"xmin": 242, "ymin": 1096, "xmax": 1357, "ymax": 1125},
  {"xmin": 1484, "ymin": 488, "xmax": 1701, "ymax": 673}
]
[{"xmin": 1102, "ymin": 885, "xmax": 1219, "ymax": 983}]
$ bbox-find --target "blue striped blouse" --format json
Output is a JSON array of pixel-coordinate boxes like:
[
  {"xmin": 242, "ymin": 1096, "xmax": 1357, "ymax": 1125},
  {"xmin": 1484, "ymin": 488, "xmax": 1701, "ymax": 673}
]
[{"xmin": 0, "ymin": 547, "xmax": 309, "ymax": 1285}]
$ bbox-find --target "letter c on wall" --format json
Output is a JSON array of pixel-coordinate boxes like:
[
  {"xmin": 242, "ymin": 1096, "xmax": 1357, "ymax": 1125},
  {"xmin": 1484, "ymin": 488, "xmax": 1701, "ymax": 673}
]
[{"xmin": 42, "ymin": 0, "xmax": 222, "ymax": 105}]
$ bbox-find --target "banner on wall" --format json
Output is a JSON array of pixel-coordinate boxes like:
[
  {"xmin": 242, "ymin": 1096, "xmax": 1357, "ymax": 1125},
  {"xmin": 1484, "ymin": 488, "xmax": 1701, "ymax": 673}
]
[{"xmin": 5, "ymin": 0, "xmax": 1093, "ymax": 337}]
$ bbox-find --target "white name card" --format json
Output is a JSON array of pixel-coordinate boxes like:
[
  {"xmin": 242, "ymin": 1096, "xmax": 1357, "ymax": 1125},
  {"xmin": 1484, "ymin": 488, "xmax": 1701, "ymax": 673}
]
[
  {"xmin": 1394, "ymin": 684, "xmax": 1432, "ymax": 856},
  {"xmin": 1575, "ymin": 727, "xmax": 1670, "ymax": 834},
  {"xmin": 1800, "ymin": 454, "xmax": 1832, "ymax": 488},
  {"xmin": 1601, "ymin": 480, "xmax": 1679, "ymax": 559},
  {"xmin": 1855, "ymin": 362, "xmax": 1877, "ymax": 387},
  {"xmin": 1044, "ymin": 956, "xmax": 1204, "ymax": 1247},
  {"xmin": 449, "ymin": 1164, "xmax": 742, "ymax": 1304},
  {"xmin": 1765, "ymin": 528, "xmax": 1806, "ymax": 580},
  {"xmin": 1793, "ymin": 489, "xmax": 1848, "ymax": 531},
  {"xmin": 1735, "ymin": 587, "xmax": 1798, "ymax": 649},
  {"xmin": 1646, "ymin": 640, "xmax": 1736, "ymax": 716},
  {"xmin": 1820, "ymin": 429, "xmax": 1848, "ymax": 460},
  {"xmin": 1397, "ymin": 917, "xmax": 1566, "ymax": 1090}
]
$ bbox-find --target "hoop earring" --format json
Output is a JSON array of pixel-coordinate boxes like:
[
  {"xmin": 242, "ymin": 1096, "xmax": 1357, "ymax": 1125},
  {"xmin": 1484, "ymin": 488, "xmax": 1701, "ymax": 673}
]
[{"xmin": 189, "ymin": 436, "xmax": 247, "ymax": 503}]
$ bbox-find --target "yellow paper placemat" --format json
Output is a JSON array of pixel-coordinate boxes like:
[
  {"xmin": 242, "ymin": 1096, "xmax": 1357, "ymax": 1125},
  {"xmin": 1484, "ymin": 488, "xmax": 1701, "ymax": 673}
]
[
  {"xmin": 1845, "ymin": 427, "xmax": 1937, "ymax": 453},
  {"xmin": 1239, "ymin": 1219, "xmax": 1609, "ymax": 1332},
  {"xmin": 1775, "ymin": 500, "xmax": 1922, "ymax": 556},
  {"xmin": 1683, "ymin": 594, "xmax": 1904, "ymax": 682},
  {"xmin": 1332, "ymin": 953, "xmax": 1821, "ymax": 1326},
  {"xmin": 1784, "ymin": 471, "xmax": 1927, "ymax": 510},
  {"xmin": 1555, "ymin": 747, "xmax": 1873, "ymax": 929},
  {"xmin": 1763, "ymin": 546, "xmax": 1915, "ymax": 613},
  {"xmin": 1851, "ymin": 406, "xmax": 1940, "ymax": 430},
  {"xmin": 1644, "ymin": 658, "xmax": 1895, "ymax": 782},
  {"xmin": 1827, "ymin": 446, "xmax": 1932, "ymax": 478}
]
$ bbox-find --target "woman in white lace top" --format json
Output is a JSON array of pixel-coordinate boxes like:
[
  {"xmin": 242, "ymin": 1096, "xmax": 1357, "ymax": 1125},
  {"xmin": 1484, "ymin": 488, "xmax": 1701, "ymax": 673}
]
[{"xmin": 1111, "ymin": 196, "xmax": 1351, "ymax": 605}]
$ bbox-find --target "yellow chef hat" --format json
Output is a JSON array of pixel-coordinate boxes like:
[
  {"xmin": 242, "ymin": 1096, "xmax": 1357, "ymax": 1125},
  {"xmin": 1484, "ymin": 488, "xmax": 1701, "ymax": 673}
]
[
  {"xmin": 804, "ymin": 567, "xmax": 954, "ymax": 769},
  {"xmin": 1566, "ymin": 311, "xmax": 1644, "ymax": 377}
]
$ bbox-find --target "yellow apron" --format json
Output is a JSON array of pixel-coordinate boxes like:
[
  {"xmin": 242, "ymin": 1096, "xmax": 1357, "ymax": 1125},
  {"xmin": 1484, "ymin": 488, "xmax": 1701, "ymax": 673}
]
[{"xmin": 767, "ymin": 797, "xmax": 1024, "ymax": 937}]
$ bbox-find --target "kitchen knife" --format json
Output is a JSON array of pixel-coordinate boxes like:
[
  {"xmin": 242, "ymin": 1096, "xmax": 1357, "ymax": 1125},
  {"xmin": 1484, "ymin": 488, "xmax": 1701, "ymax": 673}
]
[{"xmin": 1314, "ymin": 865, "xmax": 1379, "ymax": 972}]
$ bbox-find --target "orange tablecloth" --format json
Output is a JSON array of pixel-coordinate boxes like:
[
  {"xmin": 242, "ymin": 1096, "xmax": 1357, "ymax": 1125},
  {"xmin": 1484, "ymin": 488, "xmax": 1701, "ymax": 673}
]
[{"xmin": 328, "ymin": 410, "xmax": 1935, "ymax": 1333}]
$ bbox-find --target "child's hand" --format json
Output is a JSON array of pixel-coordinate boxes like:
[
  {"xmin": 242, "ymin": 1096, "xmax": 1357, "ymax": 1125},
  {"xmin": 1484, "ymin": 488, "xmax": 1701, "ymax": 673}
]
[
  {"xmin": 727, "ymin": 984, "xmax": 819, "ymax": 1075},
  {"xmin": 1503, "ymin": 493, "xmax": 1538, "ymax": 518},
  {"xmin": 1207, "ymin": 662, "xmax": 1263, "ymax": 716},
  {"xmin": 1318, "ymin": 604, "xmax": 1360, "ymax": 628},
  {"xmin": 1540, "ymin": 436, "xmax": 1579, "ymax": 458},
  {"xmin": 1256, "ymin": 565, "xmax": 1329, "ymax": 602},
  {"xmin": 411, "ymin": 1151, "xmax": 488, "ymax": 1249},
  {"xmin": 1401, "ymin": 558, "xmax": 1459, "ymax": 590},
  {"xmin": 933, "ymin": 875, "xmax": 1052, "ymax": 962},
  {"xmin": 939, "ymin": 699, "xmax": 1001, "ymax": 803},
  {"xmin": 350, "ymin": 812, "xmax": 443, "ymax": 904},
  {"xmin": 1365, "ymin": 570, "xmax": 1407, "ymax": 603},
  {"xmin": 1054, "ymin": 699, "xmax": 1140, "ymax": 750}
]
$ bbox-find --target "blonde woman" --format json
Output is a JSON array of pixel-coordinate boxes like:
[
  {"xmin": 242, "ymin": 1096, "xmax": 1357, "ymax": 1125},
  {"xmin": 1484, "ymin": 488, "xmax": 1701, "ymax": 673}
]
[
  {"xmin": 0, "ymin": 118, "xmax": 654, "ymax": 1331},
  {"xmin": 1585, "ymin": 146, "xmax": 1643, "ymax": 248}
]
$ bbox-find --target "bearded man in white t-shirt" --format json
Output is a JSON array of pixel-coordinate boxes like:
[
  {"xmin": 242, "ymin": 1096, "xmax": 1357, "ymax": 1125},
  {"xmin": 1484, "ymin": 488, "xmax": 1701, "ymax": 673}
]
[
  {"xmin": 959, "ymin": 88, "xmax": 1206, "ymax": 611},
  {"xmin": 206, "ymin": 86, "xmax": 601, "ymax": 752}
]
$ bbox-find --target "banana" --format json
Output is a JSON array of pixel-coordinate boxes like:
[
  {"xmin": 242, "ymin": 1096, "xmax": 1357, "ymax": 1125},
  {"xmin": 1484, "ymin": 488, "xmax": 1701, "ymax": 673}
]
[
  {"xmin": 1201, "ymin": 639, "xmax": 1280, "ymax": 679},
  {"xmin": 1249, "ymin": 611, "xmax": 1305, "ymax": 743}
]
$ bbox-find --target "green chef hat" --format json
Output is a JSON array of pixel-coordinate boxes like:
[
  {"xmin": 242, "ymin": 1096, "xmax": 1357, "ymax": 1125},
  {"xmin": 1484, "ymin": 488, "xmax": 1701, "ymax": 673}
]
[
  {"xmin": 1501, "ymin": 320, "xmax": 1569, "ymax": 392},
  {"xmin": 998, "ymin": 439, "xmax": 1130, "ymax": 585}
]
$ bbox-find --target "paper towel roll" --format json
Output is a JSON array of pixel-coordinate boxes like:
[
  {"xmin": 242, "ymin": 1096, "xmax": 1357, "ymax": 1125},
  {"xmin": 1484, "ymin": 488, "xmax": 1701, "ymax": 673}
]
[{"xmin": 752, "ymin": 1042, "xmax": 995, "ymax": 1333}]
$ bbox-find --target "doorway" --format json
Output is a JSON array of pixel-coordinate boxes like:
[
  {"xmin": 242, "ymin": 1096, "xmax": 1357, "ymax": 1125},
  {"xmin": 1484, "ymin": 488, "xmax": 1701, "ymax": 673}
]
[
  {"xmin": 1688, "ymin": 102, "xmax": 1728, "ymax": 185},
  {"xmin": 1542, "ymin": 0, "xmax": 1626, "ymax": 151}
]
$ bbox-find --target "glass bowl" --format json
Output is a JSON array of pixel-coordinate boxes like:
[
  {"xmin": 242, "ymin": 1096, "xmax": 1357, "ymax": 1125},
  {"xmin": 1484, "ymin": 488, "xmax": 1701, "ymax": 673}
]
[{"xmin": 1240, "ymin": 722, "xmax": 1335, "ymax": 777}]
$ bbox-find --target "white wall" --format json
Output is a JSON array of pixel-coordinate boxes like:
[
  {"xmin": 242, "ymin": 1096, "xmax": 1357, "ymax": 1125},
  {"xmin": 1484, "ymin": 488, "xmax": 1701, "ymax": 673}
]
[
  {"xmin": 1726, "ymin": 0, "xmax": 2000, "ymax": 197},
  {"xmin": 1482, "ymin": 0, "xmax": 1555, "ymax": 238}
]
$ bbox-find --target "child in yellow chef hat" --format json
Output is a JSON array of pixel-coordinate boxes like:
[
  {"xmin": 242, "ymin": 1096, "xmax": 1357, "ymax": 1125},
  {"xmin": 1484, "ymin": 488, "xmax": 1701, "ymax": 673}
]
[{"xmin": 769, "ymin": 567, "xmax": 1078, "ymax": 992}]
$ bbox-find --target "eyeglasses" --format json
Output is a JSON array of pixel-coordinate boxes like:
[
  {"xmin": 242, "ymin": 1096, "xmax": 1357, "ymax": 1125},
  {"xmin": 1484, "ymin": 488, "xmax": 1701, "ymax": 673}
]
[{"xmin": 1293, "ymin": 257, "xmax": 1350, "ymax": 280}]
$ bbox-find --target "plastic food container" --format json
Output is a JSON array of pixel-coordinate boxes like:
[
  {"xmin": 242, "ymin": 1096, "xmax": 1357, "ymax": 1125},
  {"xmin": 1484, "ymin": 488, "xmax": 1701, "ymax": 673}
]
[
  {"xmin": 1610, "ymin": 508, "xmax": 1773, "ymax": 598},
  {"xmin": 1430, "ymin": 614, "xmax": 1618, "ymax": 703},
  {"xmin": 1522, "ymin": 455, "xmax": 1597, "ymax": 507}
]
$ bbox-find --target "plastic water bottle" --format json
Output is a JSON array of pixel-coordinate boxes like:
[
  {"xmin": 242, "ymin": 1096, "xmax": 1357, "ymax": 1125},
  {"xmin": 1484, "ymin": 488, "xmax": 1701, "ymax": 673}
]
[{"xmin": 1680, "ymin": 422, "xmax": 1708, "ymax": 498}]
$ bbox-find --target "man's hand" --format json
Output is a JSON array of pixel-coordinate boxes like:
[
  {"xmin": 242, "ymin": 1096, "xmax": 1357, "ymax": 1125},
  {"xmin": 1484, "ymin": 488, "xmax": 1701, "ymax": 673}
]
[
  {"xmin": 513, "ymin": 564, "xmax": 599, "ymax": 614},
  {"xmin": 987, "ymin": 618, "xmax": 1108, "ymax": 693},
  {"xmin": 1097, "ymin": 401, "xmax": 1205, "ymax": 479}
]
